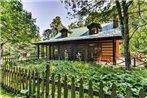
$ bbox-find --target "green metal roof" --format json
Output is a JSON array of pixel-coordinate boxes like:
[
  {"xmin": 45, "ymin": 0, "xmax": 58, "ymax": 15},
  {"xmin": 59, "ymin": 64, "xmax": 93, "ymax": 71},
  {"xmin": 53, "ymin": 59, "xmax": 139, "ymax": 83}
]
[{"xmin": 35, "ymin": 22, "xmax": 122, "ymax": 44}]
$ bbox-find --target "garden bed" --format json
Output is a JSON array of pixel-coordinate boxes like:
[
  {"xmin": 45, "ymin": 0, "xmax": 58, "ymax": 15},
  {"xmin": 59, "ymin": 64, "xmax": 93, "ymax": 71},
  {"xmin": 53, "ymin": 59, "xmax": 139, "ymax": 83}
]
[{"xmin": 5, "ymin": 59, "xmax": 147, "ymax": 97}]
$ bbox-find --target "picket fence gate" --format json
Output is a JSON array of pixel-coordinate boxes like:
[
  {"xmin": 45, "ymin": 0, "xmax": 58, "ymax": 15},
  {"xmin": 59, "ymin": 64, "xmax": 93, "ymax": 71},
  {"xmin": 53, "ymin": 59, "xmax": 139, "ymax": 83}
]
[{"xmin": 0, "ymin": 62, "xmax": 146, "ymax": 98}]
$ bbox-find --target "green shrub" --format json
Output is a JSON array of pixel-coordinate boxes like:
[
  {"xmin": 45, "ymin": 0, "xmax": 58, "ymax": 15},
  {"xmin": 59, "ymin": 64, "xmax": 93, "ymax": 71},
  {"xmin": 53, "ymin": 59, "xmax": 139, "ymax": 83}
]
[{"xmin": 9, "ymin": 59, "xmax": 147, "ymax": 97}]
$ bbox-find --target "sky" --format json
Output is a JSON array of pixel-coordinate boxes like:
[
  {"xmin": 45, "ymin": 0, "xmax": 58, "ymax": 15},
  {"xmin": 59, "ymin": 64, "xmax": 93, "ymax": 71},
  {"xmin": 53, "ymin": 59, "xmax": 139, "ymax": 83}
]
[{"xmin": 21, "ymin": 0, "xmax": 76, "ymax": 37}]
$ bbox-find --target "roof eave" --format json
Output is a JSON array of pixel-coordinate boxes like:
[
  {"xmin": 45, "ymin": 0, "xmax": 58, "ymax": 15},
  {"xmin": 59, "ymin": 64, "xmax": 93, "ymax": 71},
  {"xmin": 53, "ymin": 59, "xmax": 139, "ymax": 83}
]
[{"xmin": 34, "ymin": 36, "xmax": 122, "ymax": 45}]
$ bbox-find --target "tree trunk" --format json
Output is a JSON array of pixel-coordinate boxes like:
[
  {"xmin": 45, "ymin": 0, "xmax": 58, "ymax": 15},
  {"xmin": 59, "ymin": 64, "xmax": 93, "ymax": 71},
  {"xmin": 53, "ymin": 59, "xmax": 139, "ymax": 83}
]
[
  {"xmin": 123, "ymin": 1, "xmax": 131, "ymax": 70},
  {"xmin": 0, "ymin": 43, "xmax": 4, "ymax": 64},
  {"xmin": 124, "ymin": 34, "xmax": 131, "ymax": 69},
  {"xmin": 116, "ymin": 0, "xmax": 132, "ymax": 70}
]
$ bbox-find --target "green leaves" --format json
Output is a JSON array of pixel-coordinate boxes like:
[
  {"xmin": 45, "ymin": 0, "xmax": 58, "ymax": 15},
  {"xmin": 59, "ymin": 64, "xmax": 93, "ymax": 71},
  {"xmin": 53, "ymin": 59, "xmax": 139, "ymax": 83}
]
[
  {"xmin": 0, "ymin": 0, "xmax": 41, "ymax": 56},
  {"xmin": 14, "ymin": 59, "xmax": 147, "ymax": 97}
]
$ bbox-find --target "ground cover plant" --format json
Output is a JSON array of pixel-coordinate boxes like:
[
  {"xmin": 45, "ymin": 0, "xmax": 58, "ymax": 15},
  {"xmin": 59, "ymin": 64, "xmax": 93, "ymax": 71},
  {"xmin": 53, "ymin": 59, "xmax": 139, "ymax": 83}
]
[
  {"xmin": 0, "ymin": 89, "xmax": 14, "ymax": 98},
  {"xmin": 6, "ymin": 59, "xmax": 147, "ymax": 97}
]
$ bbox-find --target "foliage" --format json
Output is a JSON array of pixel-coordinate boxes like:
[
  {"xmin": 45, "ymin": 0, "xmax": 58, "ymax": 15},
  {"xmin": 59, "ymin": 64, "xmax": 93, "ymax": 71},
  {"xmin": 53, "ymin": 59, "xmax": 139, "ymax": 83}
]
[
  {"xmin": 68, "ymin": 19, "xmax": 84, "ymax": 29},
  {"xmin": 42, "ymin": 29, "xmax": 52, "ymax": 40},
  {"xmin": 0, "ymin": 0, "xmax": 41, "ymax": 56},
  {"xmin": 68, "ymin": 22, "xmax": 77, "ymax": 29},
  {"xmin": 50, "ymin": 16, "xmax": 65, "ymax": 36},
  {"xmin": 0, "ymin": 89, "xmax": 15, "ymax": 98},
  {"xmin": 12, "ymin": 59, "xmax": 147, "ymax": 97},
  {"xmin": 42, "ymin": 16, "xmax": 66, "ymax": 40}
]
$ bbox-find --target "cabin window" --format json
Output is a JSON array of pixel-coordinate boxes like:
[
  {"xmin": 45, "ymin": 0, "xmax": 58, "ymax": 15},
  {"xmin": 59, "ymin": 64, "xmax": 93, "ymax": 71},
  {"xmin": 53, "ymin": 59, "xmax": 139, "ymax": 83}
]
[
  {"xmin": 61, "ymin": 32, "xmax": 67, "ymax": 38},
  {"xmin": 91, "ymin": 27, "xmax": 98, "ymax": 34}
]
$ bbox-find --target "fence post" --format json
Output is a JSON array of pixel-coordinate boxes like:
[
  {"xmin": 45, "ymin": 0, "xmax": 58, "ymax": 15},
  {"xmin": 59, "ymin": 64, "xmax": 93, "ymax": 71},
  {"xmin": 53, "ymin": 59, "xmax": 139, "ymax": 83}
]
[
  {"xmin": 139, "ymin": 88, "xmax": 145, "ymax": 98},
  {"xmin": 51, "ymin": 74, "xmax": 55, "ymax": 98},
  {"xmin": 16, "ymin": 67, "xmax": 19, "ymax": 94},
  {"xmin": 57, "ymin": 74, "xmax": 61, "ymax": 98},
  {"xmin": 22, "ymin": 68, "xmax": 25, "ymax": 90},
  {"xmin": 41, "ymin": 72, "xmax": 45, "ymax": 98},
  {"xmin": 11, "ymin": 67, "xmax": 14, "ymax": 93},
  {"xmin": 8, "ymin": 66, "xmax": 11, "ymax": 91},
  {"xmin": 64, "ymin": 75, "xmax": 68, "ymax": 98},
  {"xmin": 19, "ymin": 68, "xmax": 22, "ymax": 93},
  {"xmin": 32, "ymin": 70, "xmax": 36, "ymax": 96},
  {"xmin": 29, "ymin": 70, "xmax": 32, "ymax": 96},
  {"xmin": 4, "ymin": 66, "xmax": 6, "ymax": 88},
  {"xmin": 7, "ymin": 65, "xmax": 9, "ymax": 90},
  {"xmin": 111, "ymin": 83, "xmax": 117, "ymax": 98},
  {"xmin": 71, "ymin": 77, "xmax": 75, "ymax": 98},
  {"xmin": 133, "ymin": 57, "xmax": 136, "ymax": 67},
  {"xmin": 79, "ymin": 78, "xmax": 84, "ymax": 98},
  {"xmin": 25, "ymin": 69, "xmax": 28, "ymax": 90},
  {"xmin": 15, "ymin": 67, "xmax": 18, "ymax": 94},
  {"xmin": 125, "ymin": 86, "xmax": 132, "ymax": 98},
  {"xmin": 99, "ymin": 81, "xmax": 104, "ymax": 98},
  {"xmin": 45, "ymin": 62, "xmax": 50, "ymax": 98},
  {"xmin": 37, "ymin": 71, "xmax": 41, "ymax": 98},
  {"xmin": 1, "ymin": 66, "xmax": 4, "ymax": 87},
  {"xmin": 88, "ymin": 80, "xmax": 93, "ymax": 98}
]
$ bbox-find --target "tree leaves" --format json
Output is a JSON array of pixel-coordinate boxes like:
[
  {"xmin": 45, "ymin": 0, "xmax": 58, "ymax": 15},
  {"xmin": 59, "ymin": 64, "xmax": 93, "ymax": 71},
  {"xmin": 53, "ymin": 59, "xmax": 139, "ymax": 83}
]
[{"xmin": 0, "ymin": 0, "xmax": 41, "ymax": 55}]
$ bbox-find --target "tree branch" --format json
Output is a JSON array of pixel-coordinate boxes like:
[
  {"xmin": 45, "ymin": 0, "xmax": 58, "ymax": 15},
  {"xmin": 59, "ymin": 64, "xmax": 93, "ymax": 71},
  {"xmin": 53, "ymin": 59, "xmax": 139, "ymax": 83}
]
[
  {"xmin": 129, "ymin": 22, "xmax": 147, "ymax": 40},
  {"xmin": 115, "ymin": 0, "xmax": 124, "ymax": 38},
  {"xmin": 126, "ymin": 0, "xmax": 133, "ymax": 8}
]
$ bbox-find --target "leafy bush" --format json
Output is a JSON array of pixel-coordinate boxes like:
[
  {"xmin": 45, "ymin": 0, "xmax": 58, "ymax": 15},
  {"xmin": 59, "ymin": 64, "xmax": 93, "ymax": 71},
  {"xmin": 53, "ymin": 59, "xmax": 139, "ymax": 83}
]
[{"xmin": 13, "ymin": 59, "xmax": 147, "ymax": 97}]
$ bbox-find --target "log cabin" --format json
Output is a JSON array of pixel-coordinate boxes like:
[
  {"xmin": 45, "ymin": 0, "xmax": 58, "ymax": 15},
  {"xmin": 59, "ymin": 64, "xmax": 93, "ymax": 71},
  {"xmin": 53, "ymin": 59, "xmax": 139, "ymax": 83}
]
[{"xmin": 34, "ymin": 19, "xmax": 123, "ymax": 64}]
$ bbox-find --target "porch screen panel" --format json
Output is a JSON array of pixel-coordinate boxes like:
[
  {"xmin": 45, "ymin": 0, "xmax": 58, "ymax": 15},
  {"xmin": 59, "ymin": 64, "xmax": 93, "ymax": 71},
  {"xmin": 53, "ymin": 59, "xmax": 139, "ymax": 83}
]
[
  {"xmin": 59, "ymin": 44, "xmax": 65, "ymax": 60},
  {"xmin": 88, "ymin": 42, "xmax": 101, "ymax": 61},
  {"xmin": 59, "ymin": 44, "xmax": 72, "ymax": 60},
  {"xmin": 77, "ymin": 43, "xmax": 85, "ymax": 61}
]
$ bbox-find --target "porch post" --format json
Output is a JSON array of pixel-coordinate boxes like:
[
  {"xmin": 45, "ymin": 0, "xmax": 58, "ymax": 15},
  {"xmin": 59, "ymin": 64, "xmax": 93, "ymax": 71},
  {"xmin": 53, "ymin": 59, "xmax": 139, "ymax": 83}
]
[
  {"xmin": 37, "ymin": 45, "xmax": 40, "ymax": 59},
  {"xmin": 49, "ymin": 44, "xmax": 51, "ymax": 60},
  {"xmin": 46, "ymin": 45, "xmax": 48, "ymax": 59},
  {"xmin": 58, "ymin": 44, "xmax": 60, "ymax": 60},
  {"xmin": 42, "ymin": 45, "xmax": 44, "ymax": 58},
  {"xmin": 84, "ymin": 42, "xmax": 88, "ymax": 61},
  {"xmin": 72, "ymin": 42, "xmax": 77, "ymax": 60},
  {"xmin": 113, "ymin": 39, "xmax": 116, "ymax": 65}
]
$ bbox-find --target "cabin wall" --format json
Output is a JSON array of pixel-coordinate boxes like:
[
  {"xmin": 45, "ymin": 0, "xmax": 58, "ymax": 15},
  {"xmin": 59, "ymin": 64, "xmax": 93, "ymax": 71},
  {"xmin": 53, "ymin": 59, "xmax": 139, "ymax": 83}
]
[
  {"xmin": 37, "ymin": 39, "xmax": 121, "ymax": 62},
  {"xmin": 101, "ymin": 40, "xmax": 113, "ymax": 61}
]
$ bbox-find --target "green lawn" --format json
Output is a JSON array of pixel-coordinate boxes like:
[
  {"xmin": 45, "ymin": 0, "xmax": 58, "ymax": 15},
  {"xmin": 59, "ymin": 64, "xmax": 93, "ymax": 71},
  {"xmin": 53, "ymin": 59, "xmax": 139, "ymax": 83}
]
[{"xmin": 5, "ymin": 59, "xmax": 147, "ymax": 97}]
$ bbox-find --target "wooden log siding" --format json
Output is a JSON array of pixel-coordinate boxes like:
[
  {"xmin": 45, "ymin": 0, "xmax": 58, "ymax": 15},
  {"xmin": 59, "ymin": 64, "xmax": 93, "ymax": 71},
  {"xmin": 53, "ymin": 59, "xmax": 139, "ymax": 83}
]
[
  {"xmin": 1, "ymin": 65, "xmax": 146, "ymax": 98},
  {"xmin": 101, "ymin": 41, "xmax": 113, "ymax": 62}
]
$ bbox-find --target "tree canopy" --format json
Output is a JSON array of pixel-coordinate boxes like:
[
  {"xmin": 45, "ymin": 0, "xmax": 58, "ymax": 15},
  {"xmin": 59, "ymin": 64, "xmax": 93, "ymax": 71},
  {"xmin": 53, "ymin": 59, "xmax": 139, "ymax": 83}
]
[
  {"xmin": 42, "ymin": 16, "xmax": 66, "ymax": 40},
  {"xmin": 0, "ymin": 0, "xmax": 41, "ymax": 56},
  {"xmin": 50, "ymin": 16, "xmax": 65, "ymax": 36}
]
